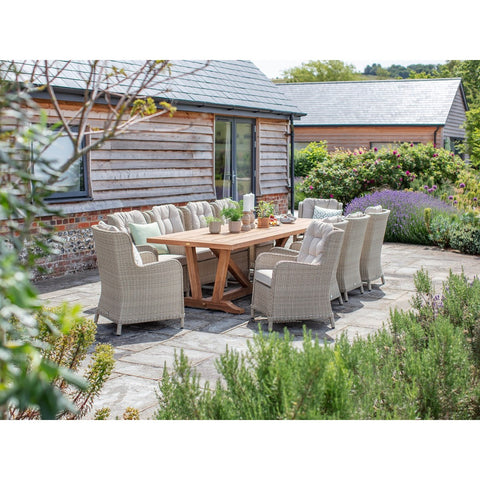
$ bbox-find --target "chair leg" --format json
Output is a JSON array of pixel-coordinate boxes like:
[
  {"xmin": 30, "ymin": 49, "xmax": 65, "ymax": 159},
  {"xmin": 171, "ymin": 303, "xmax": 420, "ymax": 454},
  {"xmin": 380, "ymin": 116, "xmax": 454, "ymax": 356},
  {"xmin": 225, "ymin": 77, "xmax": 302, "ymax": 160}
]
[
  {"xmin": 360, "ymin": 285, "xmax": 364, "ymax": 294},
  {"xmin": 338, "ymin": 295, "xmax": 343, "ymax": 305},
  {"xmin": 180, "ymin": 314, "xmax": 185, "ymax": 329},
  {"xmin": 329, "ymin": 314, "xmax": 335, "ymax": 329},
  {"xmin": 381, "ymin": 275, "xmax": 385, "ymax": 285},
  {"xmin": 344, "ymin": 291, "xmax": 349, "ymax": 302},
  {"xmin": 94, "ymin": 311, "xmax": 100, "ymax": 323},
  {"xmin": 268, "ymin": 319, "xmax": 273, "ymax": 331},
  {"xmin": 115, "ymin": 324, "xmax": 122, "ymax": 336},
  {"xmin": 367, "ymin": 281, "xmax": 372, "ymax": 291}
]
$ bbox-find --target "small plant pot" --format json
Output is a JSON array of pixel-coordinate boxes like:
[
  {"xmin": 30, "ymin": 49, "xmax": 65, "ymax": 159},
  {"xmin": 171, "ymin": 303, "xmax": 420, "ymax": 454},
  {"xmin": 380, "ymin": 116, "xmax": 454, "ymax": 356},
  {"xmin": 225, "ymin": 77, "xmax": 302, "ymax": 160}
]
[
  {"xmin": 208, "ymin": 221, "xmax": 222, "ymax": 234},
  {"xmin": 257, "ymin": 217, "xmax": 270, "ymax": 228},
  {"xmin": 228, "ymin": 220, "xmax": 242, "ymax": 233}
]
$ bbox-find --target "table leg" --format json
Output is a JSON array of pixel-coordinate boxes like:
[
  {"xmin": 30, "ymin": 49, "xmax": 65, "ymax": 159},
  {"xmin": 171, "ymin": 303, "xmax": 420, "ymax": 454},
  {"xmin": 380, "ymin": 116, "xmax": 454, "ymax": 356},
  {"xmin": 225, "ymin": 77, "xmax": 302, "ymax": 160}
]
[
  {"xmin": 184, "ymin": 246, "xmax": 202, "ymax": 299},
  {"xmin": 275, "ymin": 236, "xmax": 290, "ymax": 248}
]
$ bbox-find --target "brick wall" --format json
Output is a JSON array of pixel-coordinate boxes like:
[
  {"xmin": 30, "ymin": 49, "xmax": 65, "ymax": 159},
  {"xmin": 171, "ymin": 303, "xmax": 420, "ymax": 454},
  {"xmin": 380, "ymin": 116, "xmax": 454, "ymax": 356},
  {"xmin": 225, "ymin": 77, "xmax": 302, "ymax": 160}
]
[{"xmin": 257, "ymin": 193, "xmax": 289, "ymax": 214}]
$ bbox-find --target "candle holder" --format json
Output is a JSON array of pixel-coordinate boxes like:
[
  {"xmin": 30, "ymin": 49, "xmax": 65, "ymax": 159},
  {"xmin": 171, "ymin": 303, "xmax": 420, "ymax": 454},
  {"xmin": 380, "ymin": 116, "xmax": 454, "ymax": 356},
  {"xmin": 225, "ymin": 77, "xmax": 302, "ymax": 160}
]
[{"xmin": 241, "ymin": 210, "xmax": 255, "ymax": 231}]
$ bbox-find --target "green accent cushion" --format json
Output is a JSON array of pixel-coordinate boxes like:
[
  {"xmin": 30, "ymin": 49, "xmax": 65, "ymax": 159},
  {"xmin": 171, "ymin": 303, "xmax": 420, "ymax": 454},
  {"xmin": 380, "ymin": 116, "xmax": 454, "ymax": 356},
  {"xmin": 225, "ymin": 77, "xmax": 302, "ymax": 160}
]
[{"xmin": 128, "ymin": 222, "xmax": 169, "ymax": 254}]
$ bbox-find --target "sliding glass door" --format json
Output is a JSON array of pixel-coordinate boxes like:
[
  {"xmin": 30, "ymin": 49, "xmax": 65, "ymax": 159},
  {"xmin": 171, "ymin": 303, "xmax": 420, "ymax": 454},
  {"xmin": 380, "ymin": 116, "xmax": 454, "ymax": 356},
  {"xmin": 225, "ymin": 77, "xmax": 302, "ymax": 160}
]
[{"xmin": 215, "ymin": 117, "xmax": 255, "ymax": 201}]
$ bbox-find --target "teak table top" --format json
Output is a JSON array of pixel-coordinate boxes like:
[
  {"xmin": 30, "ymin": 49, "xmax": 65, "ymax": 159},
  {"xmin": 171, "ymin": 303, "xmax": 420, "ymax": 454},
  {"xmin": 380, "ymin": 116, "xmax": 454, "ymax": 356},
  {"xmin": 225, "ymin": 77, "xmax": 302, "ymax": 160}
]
[
  {"xmin": 147, "ymin": 218, "xmax": 312, "ymax": 250},
  {"xmin": 147, "ymin": 218, "xmax": 313, "ymax": 314}
]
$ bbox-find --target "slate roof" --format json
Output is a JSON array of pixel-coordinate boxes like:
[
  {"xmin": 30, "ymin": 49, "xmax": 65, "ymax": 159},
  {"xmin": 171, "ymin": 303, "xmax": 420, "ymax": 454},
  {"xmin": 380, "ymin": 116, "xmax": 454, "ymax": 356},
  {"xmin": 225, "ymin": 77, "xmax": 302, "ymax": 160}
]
[
  {"xmin": 6, "ymin": 60, "xmax": 303, "ymax": 117},
  {"xmin": 278, "ymin": 78, "xmax": 466, "ymax": 126}
]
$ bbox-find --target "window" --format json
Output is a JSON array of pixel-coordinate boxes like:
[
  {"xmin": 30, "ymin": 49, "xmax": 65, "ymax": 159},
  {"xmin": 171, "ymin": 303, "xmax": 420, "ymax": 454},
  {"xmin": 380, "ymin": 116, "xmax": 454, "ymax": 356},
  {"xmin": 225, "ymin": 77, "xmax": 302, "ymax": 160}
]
[
  {"xmin": 34, "ymin": 129, "xmax": 89, "ymax": 201},
  {"xmin": 214, "ymin": 117, "xmax": 255, "ymax": 201}
]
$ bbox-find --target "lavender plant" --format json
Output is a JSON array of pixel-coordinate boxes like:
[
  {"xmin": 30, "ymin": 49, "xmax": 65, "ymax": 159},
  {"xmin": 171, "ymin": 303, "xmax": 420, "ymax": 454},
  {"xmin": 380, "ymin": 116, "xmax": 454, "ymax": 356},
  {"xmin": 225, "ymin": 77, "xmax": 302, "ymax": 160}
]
[{"xmin": 345, "ymin": 190, "xmax": 455, "ymax": 244}]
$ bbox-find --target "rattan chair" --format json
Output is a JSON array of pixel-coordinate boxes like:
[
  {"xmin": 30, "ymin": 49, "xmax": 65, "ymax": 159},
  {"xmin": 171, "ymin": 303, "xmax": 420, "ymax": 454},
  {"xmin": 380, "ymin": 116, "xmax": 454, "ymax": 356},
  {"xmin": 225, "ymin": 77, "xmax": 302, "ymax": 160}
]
[
  {"xmin": 298, "ymin": 198, "xmax": 343, "ymax": 218},
  {"xmin": 360, "ymin": 207, "xmax": 391, "ymax": 290},
  {"xmin": 288, "ymin": 215, "xmax": 346, "ymax": 305},
  {"xmin": 107, "ymin": 210, "xmax": 158, "ymax": 257},
  {"xmin": 336, "ymin": 213, "xmax": 370, "ymax": 301},
  {"xmin": 92, "ymin": 224, "xmax": 185, "ymax": 336},
  {"xmin": 146, "ymin": 204, "xmax": 219, "ymax": 287},
  {"xmin": 251, "ymin": 221, "xmax": 344, "ymax": 330}
]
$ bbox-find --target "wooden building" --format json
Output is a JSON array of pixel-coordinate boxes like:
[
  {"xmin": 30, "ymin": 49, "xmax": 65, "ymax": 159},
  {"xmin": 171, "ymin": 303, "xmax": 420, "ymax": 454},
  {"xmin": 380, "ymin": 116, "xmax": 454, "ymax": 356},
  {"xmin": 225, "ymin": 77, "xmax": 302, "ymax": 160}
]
[
  {"xmin": 6, "ymin": 60, "xmax": 303, "ymax": 278},
  {"xmin": 278, "ymin": 78, "xmax": 468, "ymax": 155}
]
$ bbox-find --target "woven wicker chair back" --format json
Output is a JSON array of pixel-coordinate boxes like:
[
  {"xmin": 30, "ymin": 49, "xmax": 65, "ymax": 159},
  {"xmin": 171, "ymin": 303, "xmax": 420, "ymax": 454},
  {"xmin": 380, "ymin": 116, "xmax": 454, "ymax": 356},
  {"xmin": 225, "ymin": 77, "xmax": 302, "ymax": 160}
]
[
  {"xmin": 106, "ymin": 210, "xmax": 147, "ymax": 233},
  {"xmin": 299, "ymin": 198, "xmax": 343, "ymax": 218},
  {"xmin": 186, "ymin": 201, "xmax": 215, "ymax": 230},
  {"xmin": 297, "ymin": 221, "xmax": 334, "ymax": 264}
]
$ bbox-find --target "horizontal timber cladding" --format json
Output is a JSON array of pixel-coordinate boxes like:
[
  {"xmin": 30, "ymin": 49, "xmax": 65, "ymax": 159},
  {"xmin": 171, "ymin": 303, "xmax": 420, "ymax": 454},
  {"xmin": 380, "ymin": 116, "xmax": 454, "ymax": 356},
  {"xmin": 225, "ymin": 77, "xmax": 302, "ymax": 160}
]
[
  {"xmin": 444, "ymin": 88, "xmax": 467, "ymax": 138},
  {"xmin": 294, "ymin": 125, "xmax": 442, "ymax": 152},
  {"xmin": 89, "ymin": 110, "xmax": 216, "ymax": 207},
  {"xmin": 258, "ymin": 118, "xmax": 290, "ymax": 196}
]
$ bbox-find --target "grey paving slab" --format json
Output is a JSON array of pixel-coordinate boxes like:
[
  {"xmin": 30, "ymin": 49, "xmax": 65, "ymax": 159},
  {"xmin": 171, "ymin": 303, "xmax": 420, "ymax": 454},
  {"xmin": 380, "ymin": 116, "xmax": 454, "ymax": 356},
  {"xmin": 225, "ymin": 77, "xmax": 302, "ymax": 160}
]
[{"xmin": 34, "ymin": 242, "xmax": 480, "ymax": 419}]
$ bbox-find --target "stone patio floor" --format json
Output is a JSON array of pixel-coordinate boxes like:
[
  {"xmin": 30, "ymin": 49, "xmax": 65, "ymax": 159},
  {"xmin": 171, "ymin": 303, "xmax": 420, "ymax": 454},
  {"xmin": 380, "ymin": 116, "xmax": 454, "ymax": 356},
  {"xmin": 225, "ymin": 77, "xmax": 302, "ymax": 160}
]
[{"xmin": 35, "ymin": 242, "xmax": 480, "ymax": 419}]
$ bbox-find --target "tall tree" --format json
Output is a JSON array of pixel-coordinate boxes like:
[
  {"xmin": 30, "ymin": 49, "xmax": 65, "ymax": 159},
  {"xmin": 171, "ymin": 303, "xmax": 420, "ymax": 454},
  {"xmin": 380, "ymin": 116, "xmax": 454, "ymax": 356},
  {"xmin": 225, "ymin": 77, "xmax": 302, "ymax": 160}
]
[{"xmin": 282, "ymin": 60, "xmax": 359, "ymax": 83}]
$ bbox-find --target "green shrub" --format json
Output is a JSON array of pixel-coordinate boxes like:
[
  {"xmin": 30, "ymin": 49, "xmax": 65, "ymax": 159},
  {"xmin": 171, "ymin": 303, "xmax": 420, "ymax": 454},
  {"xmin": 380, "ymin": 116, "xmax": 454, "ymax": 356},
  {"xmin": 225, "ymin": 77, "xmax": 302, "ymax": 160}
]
[
  {"xmin": 155, "ymin": 270, "xmax": 480, "ymax": 420},
  {"xmin": 294, "ymin": 141, "xmax": 329, "ymax": 177},
  {"xmin": 429, "ymin": 212, "xmax": 457, "ymax": 248},
  {"xmin": 298, "ymin": 142, "xmax": 467, "ymax": 205},
  {"xmin": 9, "ymin": 305, "xmax": 115, "ymax": 420}
]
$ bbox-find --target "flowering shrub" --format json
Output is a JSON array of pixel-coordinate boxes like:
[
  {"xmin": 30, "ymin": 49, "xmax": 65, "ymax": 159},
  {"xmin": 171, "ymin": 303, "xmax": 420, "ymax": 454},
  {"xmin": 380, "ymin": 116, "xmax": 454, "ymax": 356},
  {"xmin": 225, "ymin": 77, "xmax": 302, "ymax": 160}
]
[
  {"xmin": 298, "ymin": 142, "xmax": 466, "ymax": 205},
  {"xmin": 345, "ymin": 190, "xmax": 455, "ymax": 244}
]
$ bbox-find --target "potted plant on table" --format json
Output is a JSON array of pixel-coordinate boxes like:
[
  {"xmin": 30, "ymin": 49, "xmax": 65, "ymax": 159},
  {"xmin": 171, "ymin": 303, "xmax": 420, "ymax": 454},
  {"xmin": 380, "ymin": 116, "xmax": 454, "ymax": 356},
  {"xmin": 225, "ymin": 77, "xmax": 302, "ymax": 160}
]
[
  {"xmin": 206, "ymin": 215, "xmax": 223, "ymax": 234},
  {"xmin": 221, "ymin": 202, "xmax": 243, "ymax": 233},
  {"xmin": 255, "ymin": 200, "xmax": 275, "ymax": 228}
]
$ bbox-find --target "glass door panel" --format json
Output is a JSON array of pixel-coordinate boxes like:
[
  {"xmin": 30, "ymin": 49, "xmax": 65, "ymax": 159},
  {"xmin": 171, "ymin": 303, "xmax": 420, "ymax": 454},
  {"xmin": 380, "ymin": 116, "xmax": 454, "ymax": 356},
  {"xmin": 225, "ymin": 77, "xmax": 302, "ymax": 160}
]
[
  {"xmin": 235, "ymin": 121, "xmax": 253, "ymax": 199},
  {"xmin": 214, "ymin": 117, "xmax": 254, "ymax": 201},
  {"xmin": 214, "ymin": 120, "xmax": 232, "ymax": 199}
]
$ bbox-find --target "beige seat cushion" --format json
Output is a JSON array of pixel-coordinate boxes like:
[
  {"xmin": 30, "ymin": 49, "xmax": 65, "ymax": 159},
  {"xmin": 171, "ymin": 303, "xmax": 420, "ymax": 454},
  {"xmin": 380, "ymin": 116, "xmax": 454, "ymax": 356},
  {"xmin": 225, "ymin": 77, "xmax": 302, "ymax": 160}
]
[{"xmin": 254, "ymin": 269, "xmax": 273, "ymax": 287}]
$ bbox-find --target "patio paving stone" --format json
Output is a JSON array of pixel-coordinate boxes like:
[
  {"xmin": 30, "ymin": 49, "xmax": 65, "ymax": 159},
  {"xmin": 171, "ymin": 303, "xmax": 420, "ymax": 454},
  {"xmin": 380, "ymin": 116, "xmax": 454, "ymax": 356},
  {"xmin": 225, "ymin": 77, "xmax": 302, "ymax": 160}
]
[{"xmin": 34, "ymin": 242, "xmax": 480, "ymax": 419}]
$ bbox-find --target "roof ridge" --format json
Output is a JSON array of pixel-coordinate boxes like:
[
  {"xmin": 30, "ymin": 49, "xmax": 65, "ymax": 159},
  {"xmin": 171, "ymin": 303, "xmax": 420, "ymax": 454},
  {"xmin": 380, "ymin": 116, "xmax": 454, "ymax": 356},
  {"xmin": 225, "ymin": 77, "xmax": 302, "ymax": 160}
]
[{"xmin": 277, "ymin": 77, "xmax": 462, "ymax": 86}]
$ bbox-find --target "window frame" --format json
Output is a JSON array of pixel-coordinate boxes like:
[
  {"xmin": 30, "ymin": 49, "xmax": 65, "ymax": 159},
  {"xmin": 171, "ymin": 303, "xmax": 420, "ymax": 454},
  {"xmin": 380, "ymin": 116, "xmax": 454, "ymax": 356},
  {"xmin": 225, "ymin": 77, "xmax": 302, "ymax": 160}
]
[{"xmin": 33, "ymin": 126, "xmax": 90, "ymax": 202}]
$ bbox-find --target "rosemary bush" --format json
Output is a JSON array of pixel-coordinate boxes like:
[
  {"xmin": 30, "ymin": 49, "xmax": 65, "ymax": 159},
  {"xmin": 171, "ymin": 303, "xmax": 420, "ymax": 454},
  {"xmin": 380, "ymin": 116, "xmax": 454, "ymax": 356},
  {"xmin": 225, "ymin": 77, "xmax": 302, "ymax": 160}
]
[
  {"xmin": 155, "ymin": 269, "xmax": 480, "ymax": 420},
  {"xmin": 9, "ymin": 305, "xmax": 115, "ymax": 420}
]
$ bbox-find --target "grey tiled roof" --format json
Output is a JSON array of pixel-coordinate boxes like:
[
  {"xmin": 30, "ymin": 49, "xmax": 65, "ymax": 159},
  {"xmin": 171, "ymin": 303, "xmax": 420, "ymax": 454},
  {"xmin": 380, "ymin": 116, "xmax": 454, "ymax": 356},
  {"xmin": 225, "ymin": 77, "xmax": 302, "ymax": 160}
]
[
  {"xmin": 278, "ymin": 78, "xmax": 465, "ymax": 126},
  {"xmin": 6, "ymin": 60, "xmax": 303, "ymax": 117}
]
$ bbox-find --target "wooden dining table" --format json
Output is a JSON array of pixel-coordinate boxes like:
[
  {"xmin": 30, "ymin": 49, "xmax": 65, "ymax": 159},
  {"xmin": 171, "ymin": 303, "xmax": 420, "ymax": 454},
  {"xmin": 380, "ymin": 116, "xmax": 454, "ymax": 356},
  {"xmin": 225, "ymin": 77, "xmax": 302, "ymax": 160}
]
[{"xmin": 147, "ymin": 217, "xmax": 313, "ymax": 314}]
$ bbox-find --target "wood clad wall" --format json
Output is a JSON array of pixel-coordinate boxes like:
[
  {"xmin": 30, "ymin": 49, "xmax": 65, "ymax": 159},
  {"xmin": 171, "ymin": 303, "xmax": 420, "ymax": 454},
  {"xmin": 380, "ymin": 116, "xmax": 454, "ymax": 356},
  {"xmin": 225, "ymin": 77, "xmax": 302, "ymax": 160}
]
[
  {"xmin": 35, "ymin": 101, "xmax": 216, "ymax": 212},
  {"xmin": 258, "ymin": 118, "xmax": 290, "ymax": 195},
  {"xmin": 294, "ymin": 125, "xmax": 440, "ymax": 152},
  {"xmin": 91, "ymin": 111, "xmax": 215, "ymax": 206},
  {"xmin": 444, "ymin": 87, "xmax": 467, "ymax": 138}
]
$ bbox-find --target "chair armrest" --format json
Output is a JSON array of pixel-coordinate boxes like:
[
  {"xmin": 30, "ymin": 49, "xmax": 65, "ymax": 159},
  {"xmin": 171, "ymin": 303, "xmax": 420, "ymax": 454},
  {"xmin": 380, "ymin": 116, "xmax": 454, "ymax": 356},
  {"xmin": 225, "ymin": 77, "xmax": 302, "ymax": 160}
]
[
  {"xmin": 255, "ymin": 252, "xmax": 299, "ymax": 269},
  {"xmin": 137, "ymin": 244, "xmax": 159, "ymax": 256},
  {"xmin": 137, "ymin": 257, "xmax": 183, "ymax": 275},
  {"xmin": 269, "ymin": 247, "xmax": 299, "ymax": 255},
  {"xmin": 271, "ymin": 261, "xmax": 323, "ymax": 291},
  {"xmin": 139, "ymin": 250, "xmax": 157, "ymax": 264},
  {"xmin": 289, "ymin": 241, "xmax": 302, "ymax": 251}
]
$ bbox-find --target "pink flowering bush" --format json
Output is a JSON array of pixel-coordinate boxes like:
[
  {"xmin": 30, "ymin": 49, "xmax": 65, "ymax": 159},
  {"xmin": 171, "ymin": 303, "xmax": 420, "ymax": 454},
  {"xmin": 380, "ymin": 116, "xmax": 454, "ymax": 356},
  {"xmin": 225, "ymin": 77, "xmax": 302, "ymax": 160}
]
[{"xmin": 299, "ymin": 142, "xmax": 466, "ymax": 205}]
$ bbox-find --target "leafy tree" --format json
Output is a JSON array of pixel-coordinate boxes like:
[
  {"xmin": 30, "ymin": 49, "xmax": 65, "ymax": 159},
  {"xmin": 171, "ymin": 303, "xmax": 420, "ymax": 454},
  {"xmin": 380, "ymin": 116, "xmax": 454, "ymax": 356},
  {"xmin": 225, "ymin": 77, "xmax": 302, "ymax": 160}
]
[
  {"xmin": 0, "ymin": 60, "xmax": 208, "ymax": 419},
  {"xmin": 282, "ymin": 60, "xmax": 359, "ymax": 83}
]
